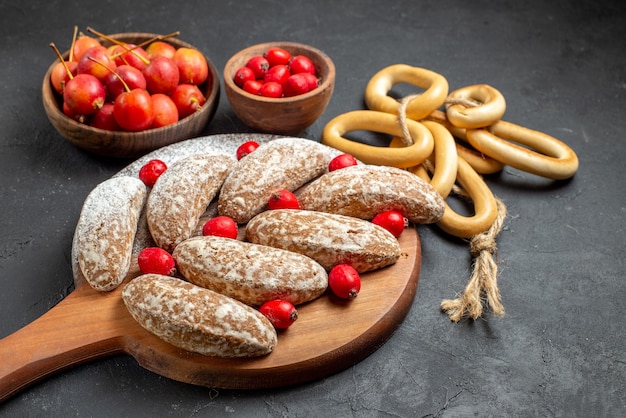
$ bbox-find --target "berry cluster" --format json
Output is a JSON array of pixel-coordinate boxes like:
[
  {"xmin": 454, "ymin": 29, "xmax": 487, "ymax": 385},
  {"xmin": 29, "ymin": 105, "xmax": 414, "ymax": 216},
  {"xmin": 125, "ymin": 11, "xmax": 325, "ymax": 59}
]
[
  {"xmin": 49, "ymin": 27, "xmax": 209, "ymax": 132},
  {"xmin": 233, "ymin": 47, "xmax": 320, "ymax": 98}
]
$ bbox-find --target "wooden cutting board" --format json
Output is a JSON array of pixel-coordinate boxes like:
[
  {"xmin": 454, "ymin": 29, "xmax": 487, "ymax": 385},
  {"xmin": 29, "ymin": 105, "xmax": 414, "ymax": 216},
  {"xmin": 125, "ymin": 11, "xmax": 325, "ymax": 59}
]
[{"xmin": 0, "ymin": 134, "xmax": 422, "ymax": 402}]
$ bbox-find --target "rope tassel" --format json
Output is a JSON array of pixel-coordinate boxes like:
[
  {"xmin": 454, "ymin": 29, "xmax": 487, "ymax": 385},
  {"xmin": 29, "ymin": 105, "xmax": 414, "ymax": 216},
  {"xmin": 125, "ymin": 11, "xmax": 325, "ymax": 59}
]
[{"xmin": 440, "ymin": 197, "xmax": 507, "ymax": 322}]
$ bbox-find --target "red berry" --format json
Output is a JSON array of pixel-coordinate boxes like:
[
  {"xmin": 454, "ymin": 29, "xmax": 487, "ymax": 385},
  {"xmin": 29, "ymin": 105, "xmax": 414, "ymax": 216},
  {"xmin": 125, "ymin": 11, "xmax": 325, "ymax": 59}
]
[
  {"xmin": 236, "ymin": 140, "xmax": 260, "ymax": 160},
  {"xmin": 328, "ymin": 264, "xmax": 361, "ymax": 299},
  {"xmin": 299, "ymin": 72, "xmax": 319, "ymax": 90},
  {"xmin": 259, "ymin": 299, "xmax": 298, "ymax": 329},
  {"xmin": 245, "ymin": 55, "xmax": 270, "ymax": 79},
  {"xmin": 242, "ymin": 79, "xmax": 263, "ymax": 95},
  {"xmin": 233, "ymin": 66, "xmax": 255, "ymax": 88},
  {"xmin": 283, "ymin": 73, "xmax": 310, "ymax": 97},
  {"xmin": 137, "ymin": 247, "xmax": 176, "ymax": 276},
  {"xmin": 259, "ymin": 81, "xmax": 283, "ymax": 98},
  {"xmin": 372, "ymin": 210, "xmax": 407, "ymax": 238},
  {"xmin": 264, "ymin": 47, "xmax": 292, "ymax": 67},
  {"xmin": 329, "ymin": 153, "xmax": 358, "ymax": 171},
  {"xmin": 202, "ymin": 216, "xmax": 239, "ymax": 239},
  {"xmin": 263, "ymin": 64, "xmax": 291, "ymax": 85},
  {"xmin": 138, "ymin": 159, "xmax": 167, "ymax": 187},
  {"xmin": 289, "ymin": 55, "xmax": 316, "ymax": 75},
  {"xmin": 268, "ymin": 190, "xmax": 300, "ymax": 210}
]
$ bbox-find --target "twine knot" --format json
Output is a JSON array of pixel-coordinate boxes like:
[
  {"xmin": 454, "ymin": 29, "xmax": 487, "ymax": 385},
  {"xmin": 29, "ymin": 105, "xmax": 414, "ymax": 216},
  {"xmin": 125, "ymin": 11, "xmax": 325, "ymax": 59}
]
[{"xmin": 470, "ymin": 235, "xmax": 497, "ymax": 257}]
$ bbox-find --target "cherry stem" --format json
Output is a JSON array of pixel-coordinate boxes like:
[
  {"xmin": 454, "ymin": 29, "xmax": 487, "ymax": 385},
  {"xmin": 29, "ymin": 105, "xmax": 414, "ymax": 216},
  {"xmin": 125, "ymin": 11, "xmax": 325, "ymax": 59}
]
[
  {"xmin": 135, "ymin": 31, "xmax": 180, "ymax": 49},
  {"xmin": 86, "ymin": 27, "xmax": 150, "ymax": 65},
  {"xmin": 68, "ymin": 25, "xmax": 78, "ymax": 62},
  {"xmin": 108, "ymin": 31, "xmax": 180, "ymax": 61},
  {"xmin": 87, "ymin": 56, "xmax": 131, "ymax": 93},
  {"xmin": 49, "ymin": 42, "xmax": 74, "ymax": 80}
]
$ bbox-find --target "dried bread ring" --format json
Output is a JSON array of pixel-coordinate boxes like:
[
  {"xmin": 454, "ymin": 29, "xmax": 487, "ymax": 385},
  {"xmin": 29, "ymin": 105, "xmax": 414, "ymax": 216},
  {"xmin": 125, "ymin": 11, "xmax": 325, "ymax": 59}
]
[
  {"xmin": 466, "ymin": 121, "xmax": 579, "ymax": 180},
  {"xmin": 425, "ymin": 109, "xmax": 504, "ymax": 174},
  {"xmin": 322, "ymin": 110, "xmax": 434, "ymax": 168},
  {"xmin": 445, "ymin": 84, "xmax": 506, "ymax": 129},
  {"xmin": 364, "ymin": 64, "xmax": 449, "ymax": 120},
  {"xmin": 414, "ymin": 156, "xmax": 498, "ymax": 238},
  {"xmin": 390, "ymin": 120, "xmax": 458, "ymax": 198}
]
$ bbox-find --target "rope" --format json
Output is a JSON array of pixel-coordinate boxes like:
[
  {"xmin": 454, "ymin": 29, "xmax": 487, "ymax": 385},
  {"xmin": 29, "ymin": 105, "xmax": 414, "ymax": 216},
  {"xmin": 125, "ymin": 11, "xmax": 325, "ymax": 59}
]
[
  {"xmin": 397, "ymin": 94, "xmax": 507, "ymax": 322},
  {"xmin": 440, "ymin": 197, "xmax": 507, "ymax": 321}
]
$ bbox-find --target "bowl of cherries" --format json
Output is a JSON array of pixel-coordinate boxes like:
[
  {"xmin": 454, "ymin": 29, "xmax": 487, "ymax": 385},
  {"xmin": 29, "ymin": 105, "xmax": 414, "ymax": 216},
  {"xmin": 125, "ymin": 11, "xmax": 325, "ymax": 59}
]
[
  {"xmin": 42, "ymin": 28, "xmax": 220, "ymax": 158},
  {"xmin": 223, "ymin": 42, "xmax": 335, "ymax": 135}
]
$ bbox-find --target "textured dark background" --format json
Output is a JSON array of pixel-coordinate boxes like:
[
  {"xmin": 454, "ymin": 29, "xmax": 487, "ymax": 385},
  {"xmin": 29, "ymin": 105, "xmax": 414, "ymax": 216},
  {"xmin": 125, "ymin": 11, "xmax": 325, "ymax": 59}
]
[{"xmin": 1, "ymin": 0, "xmax": 624, "ymax": 416}]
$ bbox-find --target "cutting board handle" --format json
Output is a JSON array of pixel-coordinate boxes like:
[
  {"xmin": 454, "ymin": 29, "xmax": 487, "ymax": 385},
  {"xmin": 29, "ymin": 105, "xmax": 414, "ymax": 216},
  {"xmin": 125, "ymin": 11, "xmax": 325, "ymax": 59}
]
[{"xmin": 0, "ymin": 285, "xmax": 131, "ymax": 403}]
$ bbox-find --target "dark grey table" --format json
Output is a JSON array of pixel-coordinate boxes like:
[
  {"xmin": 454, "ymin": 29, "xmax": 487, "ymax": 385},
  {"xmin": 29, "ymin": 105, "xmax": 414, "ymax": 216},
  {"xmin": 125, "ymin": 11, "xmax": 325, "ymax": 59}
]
[{"xmin": 1, "ymin": 1, "xmax": 624, "ymax": 416}]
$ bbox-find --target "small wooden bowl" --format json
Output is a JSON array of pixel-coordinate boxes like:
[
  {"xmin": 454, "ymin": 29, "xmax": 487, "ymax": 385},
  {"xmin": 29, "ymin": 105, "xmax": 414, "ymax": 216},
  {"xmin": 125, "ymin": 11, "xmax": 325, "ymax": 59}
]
[
  {"xmin": 42, "ymin": 33, "xmax": 220, "ymax": 159},
  {"xmin": 223, "ymin": 42, "xmax": 335, "ymax": 135}
]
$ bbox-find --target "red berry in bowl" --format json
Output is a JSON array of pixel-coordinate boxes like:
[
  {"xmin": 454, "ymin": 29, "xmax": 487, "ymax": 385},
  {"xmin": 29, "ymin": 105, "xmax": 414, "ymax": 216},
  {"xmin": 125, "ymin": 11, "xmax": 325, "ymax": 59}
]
[
  {"xmin": 264, "ymin": 47, "xmax": 292, "ymax": 67},
  {"xmin": 138, "ymin": 159, "xmax": 168, "ymax": 187},
  {"xmin": 137, "ymin": 247, "xmax": 176, "ymax": 276},
  {"xmin": 242, "ymin": 79, "xmax": 263, "ymax": 95},
  {"xmin": 289, "ymin": 54, "xmax": 315, "ymax": 75},
  {"xmin": 259, "ymin": 299, "xmax": 298, "ymax": 329},
  {"xmin": 263, "ymin": 64, "xmax": 291, "ymax": 85},
  {"xmin": 233, "ymin": 66, "xmax": 256, "ymax": 88},
  {"xmin": 259, "ymin": 81, "xmax": 283, "ymax": 98},
  {"xmin": 245, "ymin": 55, "xmax": 270, "ymax": 79},
  {"xmin": 283, "ymin": 73, "xmax": 311, "ymax": 97}
]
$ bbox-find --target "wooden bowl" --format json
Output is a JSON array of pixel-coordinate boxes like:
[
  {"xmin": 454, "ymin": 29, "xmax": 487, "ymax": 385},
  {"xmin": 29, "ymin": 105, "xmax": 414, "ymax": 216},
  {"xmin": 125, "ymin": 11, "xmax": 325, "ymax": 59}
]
[
  {"xmin": 42, "ymin": 32, "xmax": 220, "ymax": 159},
  {"xmin": 223, "ymin": 42, "xmax": 335, "ymax": 135}
]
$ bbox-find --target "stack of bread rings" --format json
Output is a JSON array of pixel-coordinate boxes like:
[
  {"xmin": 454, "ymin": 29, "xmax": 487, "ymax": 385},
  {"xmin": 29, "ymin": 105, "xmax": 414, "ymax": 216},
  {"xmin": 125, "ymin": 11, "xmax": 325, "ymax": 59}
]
[{"xmin": 322, "ymin": 64, "xmax": 579, "ymax": 239}]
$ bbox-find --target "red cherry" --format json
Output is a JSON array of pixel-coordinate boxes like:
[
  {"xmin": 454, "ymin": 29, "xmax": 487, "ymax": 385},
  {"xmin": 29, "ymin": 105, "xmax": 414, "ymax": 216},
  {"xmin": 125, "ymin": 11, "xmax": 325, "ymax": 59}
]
[
  {"xmin": 329, "ymin": 153, "xmax": 358, "ymax": 171},
  {"xmin": 110, "ymin": 44, "xmax": 150, "ymax": 71},
  {"xmin": 50, "ymin": 60, "xmax": 78, "ymax": 94},
  {"xmin": 145, "ymin": 41, "xmax": 177, "ymax": 60},
  {"xmin": 113, "ymin": 88, "xmax": 154, "ymax": 131},
  {"xmin": 202, "ymin": 216, "xmax": 239, "ymax": 239},
  {"xmin": 77, "ymin": 45, "xmax": 117, "ymax": 83},
  {"xmin": 174, "ymin": 47, "xmax": 209, "ymax": 85},
  {"xmin": 259, "ymin": 299, "xmax": 298, "ymax": 329},
  {"xmin": 268, "ymin": 189, "xmax": 300, "ymax": 210},
  {"xmin": 72, "ymin": 35, "xmax": 101, "ymax": 62},
  {"xmin": 63, "ymin": 73, "xmax": 106, "ymax": 115},
  {"xmin": 170, "ymin": 84, "xmax": 206, "ymax": 118},
  {"xmin": 328, "ymin": 264, "xmax": 361, "ymax": 299},
  {"xmin": 137, "ymin": 247, "xmax": 176, "ymax": 276},
  {"xmin": 236, "ymin": 140, "xmax": 260, "ymax": 160},
  {"xmin": 142, "ymin": 56, "xmax": 180, "ymax": 95},
  {"xmin": 372, "ymin": 210, "xmax": 407, "ymax": 238},
  {"xmin": 104, "ymin": 64, "xmax": 147, "ymax": 101},
  {"xmin": 151, "ymin": 93, "xmax": 179, "ymax": 128},
  {"xmin": 90, "ymin": 102, "xmax": 120, "ymax": 131},
  {"xmin": 138, "ymin": 159, "xmax": 168, "ymax": 187}
]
